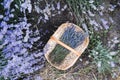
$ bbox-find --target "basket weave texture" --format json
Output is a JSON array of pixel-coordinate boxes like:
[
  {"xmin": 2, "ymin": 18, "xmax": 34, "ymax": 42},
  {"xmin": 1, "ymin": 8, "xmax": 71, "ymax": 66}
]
[{"xmin": 44, "ymin": 23, "xmax": 89, "ymax": 70}]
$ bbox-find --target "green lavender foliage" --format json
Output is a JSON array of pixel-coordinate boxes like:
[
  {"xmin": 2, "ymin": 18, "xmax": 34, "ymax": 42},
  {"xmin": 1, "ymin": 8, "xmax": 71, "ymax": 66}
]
[
  {"xmin": 50, "ymin": 44, "xmax": 69, "ymax": 64},
  {"xmin": 88, "ymin": 28, "xmax": 100, "ymax": 49},
  {"xmin": 49, "ymin": 25, "xmax": 85, "ymax": 64},
  {"xmin": 86, "ymin": 27, "xmax": 117, "ymax": 75},
  {"xmin": 116, "ymin": 43, "xmax": 120, "ymax": 65},
  {"xmin": 0, "ymin": 0, "xmax": 23, "ymax": 24},
  {"xmin": 0, "ymin": 76, "xmax": 5, "ymax": 80},
  {"xmin": 66, "ymin": 0, "xmax": 101, "ymax": 25},
  {"xmin": 0, "ymin": 42, "xmax": 7, "ymax": 71},
  {"xmin": 8, "ymin": 0, "xmax": 24, "ymax": 24},
  {"xmin": 90, "ymin": 41, "xmax": 116, "ymax": 74},
  {"xmin": 0, "ymin": 76, "xmax": 11, "ymax": 80},
  {"xmin": 0, "ymin": 44, "xmax": 8, "ymax": 79}
]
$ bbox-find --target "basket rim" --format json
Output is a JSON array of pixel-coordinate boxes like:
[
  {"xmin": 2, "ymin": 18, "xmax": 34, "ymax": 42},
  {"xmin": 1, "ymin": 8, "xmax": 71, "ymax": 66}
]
[{"xmin": 44, "ymin": 22, "xmax": 89, "ymax": 70}]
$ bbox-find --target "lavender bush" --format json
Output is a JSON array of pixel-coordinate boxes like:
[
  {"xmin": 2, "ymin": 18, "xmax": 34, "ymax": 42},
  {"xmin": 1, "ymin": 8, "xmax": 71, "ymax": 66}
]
[
  {"xmin": 0, "ymin": 0, "xmax": 45, "ymax": 79},
  {"xmin": 66, "ymin": 0, "xmax": 117, "ymax": 31},
  {"xmin": 0, "ymin": 0, "xmax": 69, "ymax": 79}
]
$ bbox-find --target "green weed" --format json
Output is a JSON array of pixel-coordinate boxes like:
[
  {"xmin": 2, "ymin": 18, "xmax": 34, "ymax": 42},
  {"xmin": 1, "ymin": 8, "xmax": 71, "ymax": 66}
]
[{"xmin": 90, "ymin": 41, "xmax": 116, "ymax": 75}]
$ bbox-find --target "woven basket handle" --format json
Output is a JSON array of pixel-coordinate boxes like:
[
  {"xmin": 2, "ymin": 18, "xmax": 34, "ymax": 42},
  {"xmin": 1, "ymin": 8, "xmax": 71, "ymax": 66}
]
[{"xmin": 50, "ymin": 36, "xmax": 80, "ymax": 56}]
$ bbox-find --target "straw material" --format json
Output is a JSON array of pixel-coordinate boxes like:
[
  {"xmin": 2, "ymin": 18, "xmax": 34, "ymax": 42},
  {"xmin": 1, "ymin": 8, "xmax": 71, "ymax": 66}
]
[{"xmin": 44, "ymin": 23, "xmax": 89, "ymax": 70}]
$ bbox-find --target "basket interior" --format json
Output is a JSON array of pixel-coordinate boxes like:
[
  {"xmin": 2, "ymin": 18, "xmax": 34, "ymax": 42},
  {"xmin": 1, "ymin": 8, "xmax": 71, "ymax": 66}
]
[{"xmin": 48, "ymin": 24, "xmax": 85, "ymax": 65}]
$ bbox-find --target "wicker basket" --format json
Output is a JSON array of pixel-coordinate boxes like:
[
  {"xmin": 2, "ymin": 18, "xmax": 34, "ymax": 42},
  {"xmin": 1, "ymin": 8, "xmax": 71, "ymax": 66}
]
[{"xmin": 44, "ymin": 23, "xmax": 89, "ymax": 70}]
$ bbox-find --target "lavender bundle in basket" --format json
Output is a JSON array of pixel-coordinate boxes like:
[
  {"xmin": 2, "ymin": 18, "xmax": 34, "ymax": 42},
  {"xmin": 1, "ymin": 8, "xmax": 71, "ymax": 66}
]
[{"xmin": 49, "ymin": 25, "xmax": 85, "ymax": 64}]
